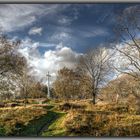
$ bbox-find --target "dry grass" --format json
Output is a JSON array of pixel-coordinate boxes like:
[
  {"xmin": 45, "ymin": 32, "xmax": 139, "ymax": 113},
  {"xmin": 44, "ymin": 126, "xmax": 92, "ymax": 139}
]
[
  {"xmin": 58, "ymin": 102, "xmax": 86, "ymax": 111},
  {"xmin": 0, "ymin": 105, "xmax": 47, "ymax": 135},
  {"xmin": 56, "ymin": 100, "xmax": 140, "ymax": 136},
  {"xmin": 1, "ymin": 99, "xmax": 140, "ymax": 136}
]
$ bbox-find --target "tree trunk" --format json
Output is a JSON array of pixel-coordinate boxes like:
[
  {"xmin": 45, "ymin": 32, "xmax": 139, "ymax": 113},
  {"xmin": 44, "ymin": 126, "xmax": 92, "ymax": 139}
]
[
  {"xmin": 24, "ymin": 88, "xmax": 28, "ymax": 107},
  {"xmin": 116, "ymin": 93, "xmax": 119, "ymax": 103},
  {"xmin": 92, "ymin": 92, "xmax": 96, "ymax": 104},
  {"xmin": 24, "ymin": 97, "xmax": 27, "ymax": 107}
]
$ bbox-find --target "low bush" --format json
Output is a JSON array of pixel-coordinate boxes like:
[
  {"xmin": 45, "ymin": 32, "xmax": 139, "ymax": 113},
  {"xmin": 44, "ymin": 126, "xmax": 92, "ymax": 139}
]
[{"xmin": 58, "ymin": 102, "xmax": 86, "ymax": 111}]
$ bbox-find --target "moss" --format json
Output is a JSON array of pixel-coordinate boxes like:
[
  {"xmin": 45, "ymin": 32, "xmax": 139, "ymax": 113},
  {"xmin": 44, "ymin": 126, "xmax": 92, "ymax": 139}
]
[
  {"xmin": 44, "ymin": 105, "xmax": 54, "ymax": 110},
  {"xmin": 16, "ymin": 111, "xmax": 62, "ymax": 136},
  {"xmin": 0, "ymin": 126, "xmax": 5, "ymax": 136},
  {"xmin": 0, "ymin": 106, "xmax": 47, "ymax": 136},
  {"xmin": 42, "ymin": 113, "xmax": 67, "ymax": 136}
]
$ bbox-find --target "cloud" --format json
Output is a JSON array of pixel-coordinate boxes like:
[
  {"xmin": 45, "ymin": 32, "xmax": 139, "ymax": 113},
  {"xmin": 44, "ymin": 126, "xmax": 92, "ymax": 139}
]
[
  {"xmin": 51, "ymin": 5, "xmax": 79, "ymax": 26},
  {"xmin": 0, "ymin": 4, "xmax": 68, "ymax": 32},
  {"xmin": 108, "ymin": 40, "xmax": 140, "ymax": 80},
  {"xmin": 84, "ymin": 28, "xmax": 109, "ymax": 38},
  {"xmin": 58, "ymin": 16, "xmax": 73, "ymax": 25},
  {"xmin": 49, "ymin": 31, "xmax": 71, "ymax": 43},
  {"xmin": 56, "ymin": 42, "xmax": 63, "ymax": 49},
  {"xmin": 39, "ymin": 43, "xmax": 56, "ymax": 48},
  {"xmin": 57, "ymin": 8, "xmax": 79, "ymax": 25},
  {"xmin": 49, "ymin": 26, "xmax": 109, "ymax": 43},
  {"xmin": 28, "ymin": 27, "xmax": 43, "ymax": 35},
  {"xmin": 122, "ymin": 5, "xmax": 140, "ymax": 27},
  {"xmin": 123, "ymin": 5, "xmax": 140, "ymax": 15},
  {"xmin": 18, "ymin": 39, "xmax": 82, "ymax": 84},
  {"xmin": 18, "ymin": 38, "xmax": 138, "ymax": 85},
  {"xmin": 20, "ymin": 37, "xmax": 57, "ymax": 49},
  {"xmin": 78, "ymin": 26, "xmax": 109, "ymax": 38},
  {"xmin": 19, "ymin": 38, "xmax": 40, "ymax": 58}
]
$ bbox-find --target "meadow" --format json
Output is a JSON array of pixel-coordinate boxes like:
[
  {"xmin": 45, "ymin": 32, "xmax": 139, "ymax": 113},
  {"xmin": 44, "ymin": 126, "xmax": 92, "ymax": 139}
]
[{"xmin": 0, "ymin": 98, "xmax": 140, "ymax": 137}]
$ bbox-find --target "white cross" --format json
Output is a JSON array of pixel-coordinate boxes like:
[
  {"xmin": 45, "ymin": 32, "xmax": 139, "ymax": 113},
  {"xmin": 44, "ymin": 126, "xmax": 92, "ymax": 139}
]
[{"xmin": 46, "ymin": 71, "xmax": 51, "ymax": 99}]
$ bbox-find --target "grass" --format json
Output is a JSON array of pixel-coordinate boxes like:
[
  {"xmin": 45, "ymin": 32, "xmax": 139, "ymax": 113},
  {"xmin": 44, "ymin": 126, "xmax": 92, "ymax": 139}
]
[
  {"xmin": 0, "ymin": 106, "xmax": 47, "ymax": 136},
  {"xmin": 41, "ymin": 112, "xmax": 67, "ymax": 136},
  {"xmin": 16, "ymin": 111, "xmax": 62, "ymax": 136},
  {"xmin": 1, "ymin": 99, "xmax": 140, "ymax": 136},
  {"xmin": 11, "ymin": 105, "xmax": 63, "ymax": 136},
  {"xmin": 0, "ymin": 126, "xmax": 5, "ymax": 136},
  {"xmin": 53, "ymin": 100, "xmax": 140, "ymax": 136},
  {"xmin": 0, "ymin": 99, "xmax": 66, "ymax": 136}
]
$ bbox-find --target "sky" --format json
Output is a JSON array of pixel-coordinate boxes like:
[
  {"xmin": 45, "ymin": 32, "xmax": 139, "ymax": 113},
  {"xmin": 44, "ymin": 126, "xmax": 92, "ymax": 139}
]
[{"xmin": 0, "ymin": 3, "xmax": 140, "ymax": 83}]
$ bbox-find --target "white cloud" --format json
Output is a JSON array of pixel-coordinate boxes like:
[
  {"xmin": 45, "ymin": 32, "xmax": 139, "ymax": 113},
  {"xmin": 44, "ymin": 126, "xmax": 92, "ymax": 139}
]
[
  {"xmin": 58, "ymin": 16, "xmax": 73, "ymax": 25},
  {"xmin": 49, "ymin": 32, "xmax": 71, "ymax": 42},
  {"xmin": 28, "ymin": 27, "xmax": 43, "ymax": 35},
  {"xmin": 0, "ymin": 4, "xmax": 68, "ymax": 32},
  {"xmin": 56, "ymin": 42, "xmax": 63, "ymax": 49},
  {"xmin": 80, "ymin": 26, "xmax": 109, "ymax": 38},
  {"xmin": 123, "ymin": 5, "xmax": 140, "ymax": 15},
  {"xmin": 39, "ymin": 43, "xmax": 56, "ymax": 48},
  {"xmin": 20, "ymin": 37, "xmax": 40, "ymax": 51},
  {"xmin": 18, "ymin": 39, "xmax": 82, "ymax": 84},
  {"xmin": 50, "ymin": 26, "xmax": 109, "ymax": 41},
  {"xmin": 18, "ymin": 37, "xmax": 140, "ymax": 85},
  {"xmin": 56, "ymin": 5, "xmax": 79, "ymax": 25},
  {"xmin": 108, "ymin": 40, "xmax": 140, "ymax": 81}
]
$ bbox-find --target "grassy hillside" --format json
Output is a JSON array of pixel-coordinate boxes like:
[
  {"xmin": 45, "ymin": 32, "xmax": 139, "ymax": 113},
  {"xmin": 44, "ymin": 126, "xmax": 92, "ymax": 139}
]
[
  {"xmin": 0, "ymin": 99, "xmax": 140, "ymax": 136},
  {"xmin": 41, "ymin": 100, "xmax": 140, "ymax": 136}
]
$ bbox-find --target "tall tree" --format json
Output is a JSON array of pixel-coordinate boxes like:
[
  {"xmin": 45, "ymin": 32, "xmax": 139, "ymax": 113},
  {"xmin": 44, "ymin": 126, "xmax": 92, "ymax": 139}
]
[
  {"xmin": 113, "ymin": 7, "xmax": 140, "ymax": 80},
  {"xmin": 78, "ymin": 47, "xmax": 111, "ymax": 104},
  {"xmin": 112, "ymin": 6, "xmax": 140, "ymax": 101},
  {"xmin": 0, "ymin": 35, "xmax": 25, "ymax": 77},
  {"xmin": 53, "ymin": 67, "xmax": 91, "ymax": 100},
  {"xmin": 53, "ymin": 67, "xmax": 78, "ymax": 100},
  {"xmin": 0, "ymin": 35, "xmax": 27, "ymax": 99},
  {"xmin": 18, "ymin": 65, "xmax": 33, "ymax": 105}
]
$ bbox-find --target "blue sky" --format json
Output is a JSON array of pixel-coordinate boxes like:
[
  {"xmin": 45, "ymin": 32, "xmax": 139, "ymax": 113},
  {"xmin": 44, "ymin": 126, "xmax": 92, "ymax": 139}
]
[
  {"xmin": 1, "ymin": 3, "xmax": 138, "ymax": 53},
  {"xmin": 0, "ymin": 4, "xmax": 139, "ymax": 82}
]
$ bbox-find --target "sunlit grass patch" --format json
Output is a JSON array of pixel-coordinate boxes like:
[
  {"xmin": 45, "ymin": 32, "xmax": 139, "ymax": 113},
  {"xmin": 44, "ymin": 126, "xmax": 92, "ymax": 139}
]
[
  {"xmin": 55, "ymin": 101, "xmax": 140, "ymax": 136},
  {"xmin": 42, "ymin": 112, "xmax": 66, "ymax": 136}
]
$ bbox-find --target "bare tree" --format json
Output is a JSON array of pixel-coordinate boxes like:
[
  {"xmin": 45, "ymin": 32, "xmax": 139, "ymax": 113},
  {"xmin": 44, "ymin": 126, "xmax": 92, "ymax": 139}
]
[
  {"xmin": 100, "ymin": 74, "xmax": 134, "ymax": 104},
  {"xmin": 113, "ymin": 6, "xmax": 140, "ymax": 80},
  {"xmin": 53, "ymin": 67, "xmax": 80, "ymax": 100},
  {"xmin": 78, "ymin": 47, "xmax": 111, "ymax": 104},
  {"xmin": 53, "ymin": 67, "xmax": 92, "ymax": 100},
  {"xmin": 0, "ymin": 35, "xmax": 27, "ymax": 100},
  {"xmin": 18, "ymin": 65, "xmax": 34, "ymax": 105},
  {"xmin": 111, "ymin": 6, "xmax": 140, "ymax": 103},
  {"xmin": 0, "ymin": 35, "xmax": 25, "ymax": 77}
]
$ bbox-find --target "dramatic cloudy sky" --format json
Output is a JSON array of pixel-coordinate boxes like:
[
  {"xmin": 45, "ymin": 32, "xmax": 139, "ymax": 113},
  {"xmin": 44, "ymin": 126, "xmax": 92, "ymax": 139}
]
[{"xmin": 0, "ymin": 3, "xmax": 140, "ymax": 83}]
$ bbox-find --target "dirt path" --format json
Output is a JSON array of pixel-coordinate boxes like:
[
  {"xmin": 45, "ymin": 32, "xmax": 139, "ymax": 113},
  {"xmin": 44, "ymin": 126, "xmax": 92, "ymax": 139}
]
[{"xmin": 36, "ymin": 111, "xmax": 60, "ymax": 136}]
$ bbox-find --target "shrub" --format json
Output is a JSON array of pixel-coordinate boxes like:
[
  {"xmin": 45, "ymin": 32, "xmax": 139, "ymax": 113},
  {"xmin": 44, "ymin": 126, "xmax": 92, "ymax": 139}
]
[{"xmin": 58, "ymin": 102, "xmax": 86, "ymax": 111}]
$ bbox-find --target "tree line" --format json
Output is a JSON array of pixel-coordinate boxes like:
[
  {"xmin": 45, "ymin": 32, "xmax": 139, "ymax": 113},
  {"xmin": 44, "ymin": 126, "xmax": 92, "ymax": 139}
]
[
  {"xmin": 53, "ymin": 9, "xmax": 140, "ymax": 104},
  {"xmin": 0, "ymin": 9, "xmax": 140, "ymax": 105}
]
